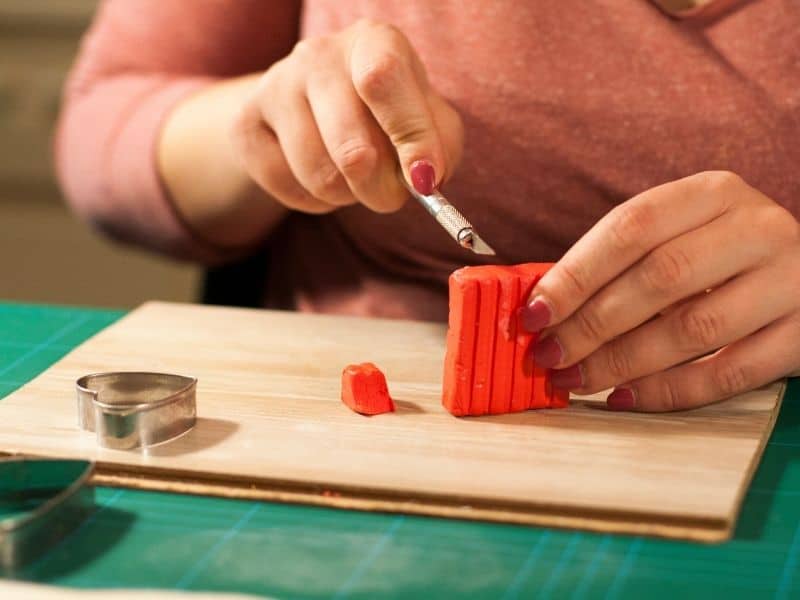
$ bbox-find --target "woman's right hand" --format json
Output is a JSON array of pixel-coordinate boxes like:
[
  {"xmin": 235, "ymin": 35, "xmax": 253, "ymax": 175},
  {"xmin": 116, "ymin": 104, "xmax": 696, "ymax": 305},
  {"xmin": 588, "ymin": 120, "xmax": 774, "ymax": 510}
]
[{"xmin": 230, "ymin": 18, "xmax": 464, "ymax": 215}]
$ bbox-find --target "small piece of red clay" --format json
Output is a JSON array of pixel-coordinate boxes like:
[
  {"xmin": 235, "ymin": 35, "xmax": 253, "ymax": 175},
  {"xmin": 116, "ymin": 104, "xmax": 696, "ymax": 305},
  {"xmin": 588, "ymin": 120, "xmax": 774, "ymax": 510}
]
[{"xmin": 341, "ymin": 362, "xmax": 395, "ymax": 415}]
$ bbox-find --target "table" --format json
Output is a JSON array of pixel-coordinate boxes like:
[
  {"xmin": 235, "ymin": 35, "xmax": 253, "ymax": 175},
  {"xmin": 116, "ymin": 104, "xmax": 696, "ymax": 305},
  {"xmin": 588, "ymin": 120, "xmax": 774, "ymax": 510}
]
[{"xmin": 1, "ymin": 302, "xmax": 798, "ymax": 599}]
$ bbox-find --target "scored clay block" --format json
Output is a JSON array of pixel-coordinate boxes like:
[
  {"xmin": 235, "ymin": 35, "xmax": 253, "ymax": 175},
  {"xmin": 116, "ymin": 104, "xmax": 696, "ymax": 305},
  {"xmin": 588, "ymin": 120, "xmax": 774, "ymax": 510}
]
[
  {"xmin": 442, "ymin": 277, "xmax": 479, "ymax": 416},
  {"xmin": 341, "ymin": 363, "xmax": 395, "ymax": 415},
  {"xmin": 490, "ymin": 268, "xmax": 519, "ymax": 415},
  {"xmin": 515, "ymin": 263, "xmax": 550, "ymax": 409},
  {"xmin": 510, "ymin": 264, "xmax": 542, "ymax": 413},
  {"xmin": 442, "ymin": 263, "xmax": 569, "ymax": 416},
  {"xmin": 471, "ymin": 277, "xmax": 500, "ymax": 416}
]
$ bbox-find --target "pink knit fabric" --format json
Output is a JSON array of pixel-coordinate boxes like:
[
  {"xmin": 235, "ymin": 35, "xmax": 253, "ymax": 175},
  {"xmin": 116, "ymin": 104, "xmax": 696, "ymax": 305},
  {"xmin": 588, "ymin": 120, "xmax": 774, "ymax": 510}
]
[{"xmin": 56, "ymin": 0, "xmax": 800, "ymax": 320}]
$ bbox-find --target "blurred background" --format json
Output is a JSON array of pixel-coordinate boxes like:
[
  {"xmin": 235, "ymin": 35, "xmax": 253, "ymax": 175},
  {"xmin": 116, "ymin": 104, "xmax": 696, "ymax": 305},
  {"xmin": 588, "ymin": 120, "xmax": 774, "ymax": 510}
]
[{"xmin": 0, "ymin": 0, "xmax": 198, "ymax": 307}]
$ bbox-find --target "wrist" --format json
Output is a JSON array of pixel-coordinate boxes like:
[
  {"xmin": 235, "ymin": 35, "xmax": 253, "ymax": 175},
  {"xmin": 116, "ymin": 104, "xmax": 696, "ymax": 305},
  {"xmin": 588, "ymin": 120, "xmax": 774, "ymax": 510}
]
[{"xmin": 158, "ymin": 74, "xmax": 287, "ymax": 249}]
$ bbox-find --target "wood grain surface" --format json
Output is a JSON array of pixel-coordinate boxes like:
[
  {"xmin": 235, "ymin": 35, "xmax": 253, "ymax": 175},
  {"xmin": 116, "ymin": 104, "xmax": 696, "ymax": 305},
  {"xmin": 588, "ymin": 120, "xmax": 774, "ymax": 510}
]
[{"xmin": 0, "ymin": 302, "xmax": 785, "ymax": 542}]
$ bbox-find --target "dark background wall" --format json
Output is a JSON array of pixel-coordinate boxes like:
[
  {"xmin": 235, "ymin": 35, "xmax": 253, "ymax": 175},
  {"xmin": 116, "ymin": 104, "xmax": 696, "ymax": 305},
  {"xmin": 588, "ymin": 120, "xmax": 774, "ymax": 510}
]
[{"xmin": 0, "ymin": 1, "xmax": 198, "ymax": 308}]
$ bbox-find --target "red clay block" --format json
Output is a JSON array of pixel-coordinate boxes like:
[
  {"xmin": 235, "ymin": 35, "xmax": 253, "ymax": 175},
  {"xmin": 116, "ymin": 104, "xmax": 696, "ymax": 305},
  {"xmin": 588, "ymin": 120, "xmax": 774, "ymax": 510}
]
[
  {"xmin": 550, "ymin": 384, "xmax": 570, "ymax": 408},
  {"xmin": 489, "ymin": 268, "xmax": 519, "ymax": 414},
  {"xmin": 510, "ymin": 267, "xmax": 543, "ymax": 413},
  {"xmin": 531, "ymin": 363, "xmax": 549, "ymax": 408},
  {"xmin": 442, "ymin": 263, "xmax": 570, "ymax": 416},
  {"xmin": 471, "ymin": 277, "xmax": 500, "ymax": 416},
  {"xmin": 442, "ymin": 272, "xmax": 480, "ymax": 416},
  {"xmin": 341, "ymin": 362, "xmax": 395, "ymax": 415},
  {"xmin": 513, "ymin": 264, "xmax": 550, "ymax": 409}
]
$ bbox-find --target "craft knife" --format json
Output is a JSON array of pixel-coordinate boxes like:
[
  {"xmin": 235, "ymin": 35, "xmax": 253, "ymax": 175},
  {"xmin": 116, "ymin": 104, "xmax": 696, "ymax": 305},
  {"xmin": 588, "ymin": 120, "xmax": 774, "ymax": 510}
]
[{"xmin": 400, "ymin": 171, "xmax": 496, "ymax": 256}]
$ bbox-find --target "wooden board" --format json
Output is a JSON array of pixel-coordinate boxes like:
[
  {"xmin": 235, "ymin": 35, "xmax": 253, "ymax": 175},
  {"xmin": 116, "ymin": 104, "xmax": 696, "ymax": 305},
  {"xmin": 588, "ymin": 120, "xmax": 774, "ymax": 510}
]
[{"xmin": 0, "ymin": 302, "xmax": 785, "ymax": 542}]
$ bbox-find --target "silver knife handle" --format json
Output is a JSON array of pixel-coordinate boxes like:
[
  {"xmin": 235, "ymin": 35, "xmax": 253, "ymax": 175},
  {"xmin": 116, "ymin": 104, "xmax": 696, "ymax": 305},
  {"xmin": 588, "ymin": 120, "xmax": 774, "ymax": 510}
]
[
  {"xmin": 411, "ymin": 186, "xmax": 447, "ymax": 217},
  {"xmin": 399, "ymin": 168, "xmax": 492, "ymax": 253},
  {"xmin": 434, "ymin": 204, "xmax": 472, "ymax": 245}
]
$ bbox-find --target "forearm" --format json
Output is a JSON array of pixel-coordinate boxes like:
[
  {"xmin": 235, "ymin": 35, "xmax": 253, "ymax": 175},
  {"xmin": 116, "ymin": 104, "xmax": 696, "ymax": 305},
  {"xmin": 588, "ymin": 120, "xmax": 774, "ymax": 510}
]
[{"xmin": 157, "ymin": 74, "xmax": 288, "ymax": 249}]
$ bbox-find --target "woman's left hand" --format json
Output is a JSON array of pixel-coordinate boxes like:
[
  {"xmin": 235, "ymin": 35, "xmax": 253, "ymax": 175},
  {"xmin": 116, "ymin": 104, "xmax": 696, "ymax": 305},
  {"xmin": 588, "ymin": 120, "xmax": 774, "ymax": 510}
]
[{"xmin": 519, "ymin": 171, "xmax": 800, "ymax": 412}]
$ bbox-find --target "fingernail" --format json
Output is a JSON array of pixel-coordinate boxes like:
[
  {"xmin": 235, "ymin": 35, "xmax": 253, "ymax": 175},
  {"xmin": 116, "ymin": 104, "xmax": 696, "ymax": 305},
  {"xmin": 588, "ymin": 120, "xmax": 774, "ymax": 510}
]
[
  {"xmin": 606, "ymin": 387, "xmax": 636, "ymax": 411},
  {"xmin": 518, "ymin": 297, "xmax": 551, "ymax": 333},
  {"xmin": 532, "ymin": 335, "xmax": 563, "ymax": 369},
  {"xmin": 410, "ymin": 160, "xmax": 436, "ymax": 195},
  {"xmin": 549, "ymin": 364, "xmax": 583, "ymax": 389}
]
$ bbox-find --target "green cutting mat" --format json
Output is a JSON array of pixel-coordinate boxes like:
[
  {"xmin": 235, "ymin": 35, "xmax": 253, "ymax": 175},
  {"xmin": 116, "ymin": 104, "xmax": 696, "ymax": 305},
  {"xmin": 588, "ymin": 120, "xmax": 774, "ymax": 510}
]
[{"xmin": 1, "ymin": 302, "xmax": 798, "ymax": 599}]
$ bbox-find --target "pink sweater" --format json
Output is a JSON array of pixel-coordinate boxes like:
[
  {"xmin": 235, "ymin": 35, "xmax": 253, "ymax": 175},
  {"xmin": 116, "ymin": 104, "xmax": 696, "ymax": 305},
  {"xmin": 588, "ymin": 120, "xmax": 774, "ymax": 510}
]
[{"xmin": 56, "ymin": 0, "xmax": 800, "ymax": 321}]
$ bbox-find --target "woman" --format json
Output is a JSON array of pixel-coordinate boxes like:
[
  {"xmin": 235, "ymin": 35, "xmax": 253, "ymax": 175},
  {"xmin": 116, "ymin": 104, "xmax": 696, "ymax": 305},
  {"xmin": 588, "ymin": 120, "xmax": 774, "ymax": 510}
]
[{"xmin": 56, "ymin": 0, "xmax": 800, "ymax": 412}]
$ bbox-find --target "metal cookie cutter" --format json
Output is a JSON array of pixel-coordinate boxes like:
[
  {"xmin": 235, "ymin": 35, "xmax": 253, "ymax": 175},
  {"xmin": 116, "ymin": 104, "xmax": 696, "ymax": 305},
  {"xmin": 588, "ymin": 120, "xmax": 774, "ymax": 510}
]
[
  {"xmin": 77, "ymin": 372, "xmax": 197, "ymax": 450},
  {"xmin": 0, "ymin": 458, "xmax": 95, "ymax": 572}
]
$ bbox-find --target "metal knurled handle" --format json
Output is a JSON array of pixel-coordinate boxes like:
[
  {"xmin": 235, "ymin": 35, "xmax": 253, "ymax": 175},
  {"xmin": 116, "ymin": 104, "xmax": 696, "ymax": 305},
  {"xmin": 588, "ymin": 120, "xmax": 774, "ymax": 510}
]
[{"xmin": 434, "ymin": 205, "xmax": 471, "ymax": 242}]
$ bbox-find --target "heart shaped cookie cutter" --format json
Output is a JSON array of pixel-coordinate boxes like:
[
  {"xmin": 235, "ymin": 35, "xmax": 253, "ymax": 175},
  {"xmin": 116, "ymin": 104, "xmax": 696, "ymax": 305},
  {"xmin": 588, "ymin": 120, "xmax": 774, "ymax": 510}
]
[
  {"xmin": 77, "ymin": 372, "xmax": 197, "ymax": 450},
  {"xmin": 0, "ymin": 458, "xmax": 95, "ymax": 572}
]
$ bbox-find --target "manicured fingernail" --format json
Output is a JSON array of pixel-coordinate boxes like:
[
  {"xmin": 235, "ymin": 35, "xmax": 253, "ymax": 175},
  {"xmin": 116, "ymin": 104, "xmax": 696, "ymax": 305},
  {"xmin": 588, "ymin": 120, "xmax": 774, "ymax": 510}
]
[
  {"xmin": 518, "ymin": 297, "xmax": 551, "ymax": 333},
  {"xmin": 549, "ymin": 364, "xmax": 583, "ymax": 389},
  {"xmin": 606, "ymin": 387, "xmax": 636, "ymax": 411},
  {"xmin": 532, "ymin": 335, "xmax": 563, "ymax": 369},
  {"xmin": 410, "ymin": 160, "xmax": 436, "ymax": 195}
]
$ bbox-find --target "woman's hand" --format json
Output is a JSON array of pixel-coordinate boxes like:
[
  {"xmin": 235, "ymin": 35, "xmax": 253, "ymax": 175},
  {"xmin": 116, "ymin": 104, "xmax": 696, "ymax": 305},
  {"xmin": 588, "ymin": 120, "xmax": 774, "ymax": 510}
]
[
  {"xmin": 520, "ymin": 171, "xmax": 800, "ymax": 412},
  {"xmin": 230, "ymin": 18, "xmax": 463, "ymax": 215}
]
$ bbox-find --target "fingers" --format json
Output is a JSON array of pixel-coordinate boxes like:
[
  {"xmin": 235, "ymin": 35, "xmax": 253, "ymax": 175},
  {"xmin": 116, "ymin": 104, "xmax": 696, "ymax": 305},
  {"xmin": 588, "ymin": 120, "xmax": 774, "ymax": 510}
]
[
  {"xmin": 349, "ymin": 21, "xmax": 447, "ymax": 192},
  {"xmin": 522, "ymin": 171, "xmax": 754, "ymax": 332},
  {"xmin": 256, "ymin": 73, "xmax": 357, "ymax": 208},
  {"xmin": 230, "ymin": 99, "xmax": 331, "ymax": 214},
  {"xmin": 538, "ymin": 207, "xmax": 774, "ymax": 369},
  {"xmin": 608, "ymin": 311, "xmax": 800, "ymax": 412},
  {"xmin": 232, "ymin": 20, "xmax": 462, "ymax": 215},
  {"xmin": 427, "ymin": 93, "xmax": 465, "ymax": 183},
  {"xmin": 556, "ymin": 251, "xmax": 800, "ymax": 394},
  {"xmin": 306, "ymin": 68, "xmax": 407, "ymax": 212}
]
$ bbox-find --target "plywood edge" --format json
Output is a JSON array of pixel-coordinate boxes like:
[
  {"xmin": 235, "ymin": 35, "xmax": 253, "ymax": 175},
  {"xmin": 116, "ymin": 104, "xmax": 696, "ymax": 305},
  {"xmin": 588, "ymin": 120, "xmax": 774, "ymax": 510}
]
[
  {"xmin": 726, "ymin": 378, "xmax": 788, "ymax": 529},
  {"xmin": 76, "ymin": 462, "xmax": 728, "ymax": 543}
]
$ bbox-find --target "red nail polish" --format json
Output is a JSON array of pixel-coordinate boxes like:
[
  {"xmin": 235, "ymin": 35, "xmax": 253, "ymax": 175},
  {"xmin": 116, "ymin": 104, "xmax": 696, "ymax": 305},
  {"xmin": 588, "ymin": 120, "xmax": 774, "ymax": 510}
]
[
  {"xmin": 607, "ymin": 387, "xmax": 636, "ymax": 411},
  {"xmin": 533, "ymin": 336, "xmax": 563, "ymax": 369},
  {"xmin": 410, "ymin": 160, "xmax": 436, "ymax": 195},
  {"xmin": 518, "ymin": 298, "xmax": 551, "ymax": 333},
  {"xmin": 549, "ymin": 364, "xmax": 583, "ymax": 389}
]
